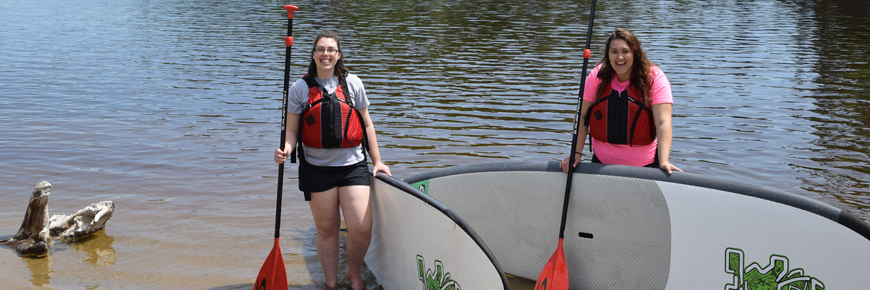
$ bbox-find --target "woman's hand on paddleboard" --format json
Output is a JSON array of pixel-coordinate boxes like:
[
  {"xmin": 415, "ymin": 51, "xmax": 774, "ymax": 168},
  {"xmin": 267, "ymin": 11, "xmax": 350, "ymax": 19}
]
[
  {"xmin": 659, "ymin": 162, "xmax": 683, "ymax": 175},
  {"xmin": 559, "ymin": 155, "xmax": 581, "ymax": 173},
  {"xmin": 373, "ymin": 162, "xmax": 391, "ymax": 177}
]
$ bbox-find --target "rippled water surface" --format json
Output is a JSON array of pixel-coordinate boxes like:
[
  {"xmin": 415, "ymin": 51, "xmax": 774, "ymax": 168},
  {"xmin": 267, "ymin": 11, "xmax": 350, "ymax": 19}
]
[{"xmin": 1, "ymin": 0, "xmax": 868, "ymax": 288}]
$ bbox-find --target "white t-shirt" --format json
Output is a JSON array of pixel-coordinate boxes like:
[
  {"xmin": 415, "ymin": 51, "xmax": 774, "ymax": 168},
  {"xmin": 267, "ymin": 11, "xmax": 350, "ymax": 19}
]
[{"xmin": 287, "ymin": 73, "xmax": 370, "ymax": 167}]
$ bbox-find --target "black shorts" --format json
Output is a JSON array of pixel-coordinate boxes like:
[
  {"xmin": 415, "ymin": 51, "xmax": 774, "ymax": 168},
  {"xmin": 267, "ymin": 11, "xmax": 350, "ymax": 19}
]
[{"xmin": 298, "ymin": 158, "xmax": 371, "ymax": 201}]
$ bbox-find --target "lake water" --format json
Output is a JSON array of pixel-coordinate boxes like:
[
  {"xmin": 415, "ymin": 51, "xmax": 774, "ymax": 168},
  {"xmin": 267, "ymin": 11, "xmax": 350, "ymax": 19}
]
[{"xmin": 1, "ymin": 0, "xmax": 868, "ymax": 289}]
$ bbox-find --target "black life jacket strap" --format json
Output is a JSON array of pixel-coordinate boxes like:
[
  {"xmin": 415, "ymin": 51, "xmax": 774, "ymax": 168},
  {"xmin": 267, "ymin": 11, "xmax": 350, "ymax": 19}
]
[
  {"xmin": 290, "ymin": 140, "xmax": 302, "ymax": 164},
  {"xmin": 358, "ymin": 109, "xmax": 370, "ymax": 164},
  {"xmin": 290, "ymin": 116, "xmax": 302, "ymax": 164},
  {"xmin": 338, "ymin": 76, "xmax": 353, "ymax": 107}
]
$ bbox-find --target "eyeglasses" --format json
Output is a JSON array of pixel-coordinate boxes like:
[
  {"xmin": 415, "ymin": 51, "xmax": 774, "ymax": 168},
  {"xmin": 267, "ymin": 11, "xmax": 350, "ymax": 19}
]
[{"xmin": 314, "ymin": 47, "xmax": 339, "ymax": 55}]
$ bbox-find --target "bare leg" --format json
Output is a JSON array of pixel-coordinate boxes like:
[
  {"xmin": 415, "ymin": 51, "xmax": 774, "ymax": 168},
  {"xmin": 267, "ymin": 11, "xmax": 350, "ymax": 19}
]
[
  {"xmin": 308, "ymin": 187, "xmax": 341, "ymax": 288},
  {"xmin": 338, "ymin": 185, "xmax": 372, "ymax": 290}
]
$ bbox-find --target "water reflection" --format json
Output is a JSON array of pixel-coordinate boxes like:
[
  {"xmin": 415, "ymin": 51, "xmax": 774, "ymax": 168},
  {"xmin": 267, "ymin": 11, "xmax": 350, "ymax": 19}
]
[
  {"xmin": 791, "ymin": 0, "xmax": 870, "ymax": 216},
  {"xmin": 16, "ymin": 232, "xmax": 116, "ymax": 288},
  {"xmin": 24, "ymin": 254, "xmax": 53, "ymax": 288},
  {"xmin": 72, "ymin": 231, "xmax": 117, "ymax": 266}
]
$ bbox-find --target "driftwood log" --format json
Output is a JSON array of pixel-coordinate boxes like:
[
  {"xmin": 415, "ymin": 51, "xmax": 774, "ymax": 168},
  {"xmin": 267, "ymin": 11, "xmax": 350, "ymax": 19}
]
[{"xmin": 0, "ymin": 181, "xmax": 114, "ymax": 257}]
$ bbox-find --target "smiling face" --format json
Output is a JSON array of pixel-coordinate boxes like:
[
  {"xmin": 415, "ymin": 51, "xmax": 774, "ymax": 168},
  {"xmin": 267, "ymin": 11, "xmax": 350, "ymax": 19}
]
[
  {"xmin": 608, "ymin": 39, "xmax": 634, "ymax": 82},
  {"xmin": 312, "ymin": 37, "xmax": 341, "ymax": 79}
]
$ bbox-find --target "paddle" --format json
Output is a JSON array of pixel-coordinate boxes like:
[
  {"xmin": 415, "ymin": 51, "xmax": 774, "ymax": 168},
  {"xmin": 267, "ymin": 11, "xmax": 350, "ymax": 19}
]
[
  {"xmin": 535, "ymin": 1, "xmax": 597, "ymax": 289},
  {"xmin": 254, "ymin": 5, "xmax": 297, "ymax": 290}
]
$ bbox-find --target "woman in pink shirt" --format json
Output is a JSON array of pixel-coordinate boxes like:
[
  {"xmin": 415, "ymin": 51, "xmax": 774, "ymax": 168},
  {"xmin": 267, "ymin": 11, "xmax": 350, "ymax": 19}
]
[{"xmin": 560, "ymin": 29, "xmax": 683, "ymax": 174}]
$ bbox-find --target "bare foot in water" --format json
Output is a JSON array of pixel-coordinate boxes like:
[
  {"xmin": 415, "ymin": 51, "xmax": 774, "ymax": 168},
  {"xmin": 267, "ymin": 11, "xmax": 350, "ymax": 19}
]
[{"xmin": 346, "ymin": 271, "xmax": 364, "ymax": 290}]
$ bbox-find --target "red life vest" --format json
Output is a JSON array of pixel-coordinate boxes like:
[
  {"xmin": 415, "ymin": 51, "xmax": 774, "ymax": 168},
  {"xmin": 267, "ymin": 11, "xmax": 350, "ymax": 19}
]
[
  {"xmin": 584, "ymin": 86, "xmax": 656, "ymax": 146},
  {"xmin": 298, "ymin": 75, "xmax": 365, "ymax": 149}
]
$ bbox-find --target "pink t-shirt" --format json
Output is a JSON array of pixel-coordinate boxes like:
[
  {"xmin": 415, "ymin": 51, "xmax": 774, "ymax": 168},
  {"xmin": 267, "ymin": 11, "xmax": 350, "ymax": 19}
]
[{"xmin": 582, "ymin": 65, "xmax": 673, "ymax": 166}]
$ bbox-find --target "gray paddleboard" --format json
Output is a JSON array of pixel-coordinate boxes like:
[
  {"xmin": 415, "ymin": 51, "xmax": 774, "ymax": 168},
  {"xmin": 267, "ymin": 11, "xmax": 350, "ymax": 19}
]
[{"xmin": 405, "ymin": 161, "xmax": 870, "ymax": 289}]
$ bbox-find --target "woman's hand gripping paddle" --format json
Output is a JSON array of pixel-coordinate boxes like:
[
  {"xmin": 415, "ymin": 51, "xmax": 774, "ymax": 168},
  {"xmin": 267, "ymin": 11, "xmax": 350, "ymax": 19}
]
[
  {"xmin": 254, "ymin": 5, "xmax": 297, "ymax": 290},
  {"xmin": 534, "ymin": 1, "xmax": 597, "ymax": 289}
]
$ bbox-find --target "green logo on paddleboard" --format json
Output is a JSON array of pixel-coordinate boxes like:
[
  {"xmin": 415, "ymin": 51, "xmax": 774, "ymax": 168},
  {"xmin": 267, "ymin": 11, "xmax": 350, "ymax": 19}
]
[
  {"xmin": 725, "ymin": 248, "xmax": 825, "ymax": 290},
  {"xmin": 411, "ymin": 180, "xmax": 429, "ymax": 195},
  {"xmin": 417, "ymin": 254, "xmax": 461, "ymax": 290}
]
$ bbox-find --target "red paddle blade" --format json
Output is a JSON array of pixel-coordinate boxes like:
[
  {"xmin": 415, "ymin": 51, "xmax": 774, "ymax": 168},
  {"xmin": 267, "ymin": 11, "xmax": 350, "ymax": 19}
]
[
  {"xmin": 535, "ymin": 239, "xmax": 569, "ymax": 290},
  {"xmin": 254, "ymin": 238, "xmax": 288, "ymax": 290}
]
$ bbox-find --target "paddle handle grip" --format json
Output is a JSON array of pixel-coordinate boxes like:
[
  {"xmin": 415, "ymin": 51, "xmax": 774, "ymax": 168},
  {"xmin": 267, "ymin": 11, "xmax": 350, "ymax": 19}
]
[{"xmin": 284, "ymin": 5, "xmax": 298, "ymax": 19}]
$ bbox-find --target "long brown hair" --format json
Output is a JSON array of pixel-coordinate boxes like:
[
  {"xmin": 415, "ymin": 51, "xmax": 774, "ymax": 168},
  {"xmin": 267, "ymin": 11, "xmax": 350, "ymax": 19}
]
[
  {"xmin": 307, "ymin": 30, "xmax": 349, "ymax": 78},
  {"xmin": 595, "ymin": 29, "xmax": 654, "ymax": 103}
]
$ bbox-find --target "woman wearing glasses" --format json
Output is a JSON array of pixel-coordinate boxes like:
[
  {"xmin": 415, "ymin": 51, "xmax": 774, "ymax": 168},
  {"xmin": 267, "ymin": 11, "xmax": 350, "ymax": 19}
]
[
  {"xmin": 274, "ymin": 29, "xmax": 390, "ymax": 290},
  {"xmin": 560, "ymin": 29, "xmax": 683, "ymax": 174}
]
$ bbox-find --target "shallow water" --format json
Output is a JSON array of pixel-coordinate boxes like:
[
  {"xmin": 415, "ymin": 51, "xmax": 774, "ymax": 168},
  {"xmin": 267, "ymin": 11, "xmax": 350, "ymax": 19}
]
[{"xmin": 1, "ymin": 0, "xmax": 868, "ymax": 288}]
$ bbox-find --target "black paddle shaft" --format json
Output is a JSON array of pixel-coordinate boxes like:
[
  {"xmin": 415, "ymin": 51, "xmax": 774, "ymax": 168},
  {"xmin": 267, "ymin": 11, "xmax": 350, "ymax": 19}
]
[
  {"xmin": 275, "ymin": 7, "xmax": 296, "ymax": 239},
  {"xmin": 559, "ymin": 0, "xmax": 598, "ymax": 239}
]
